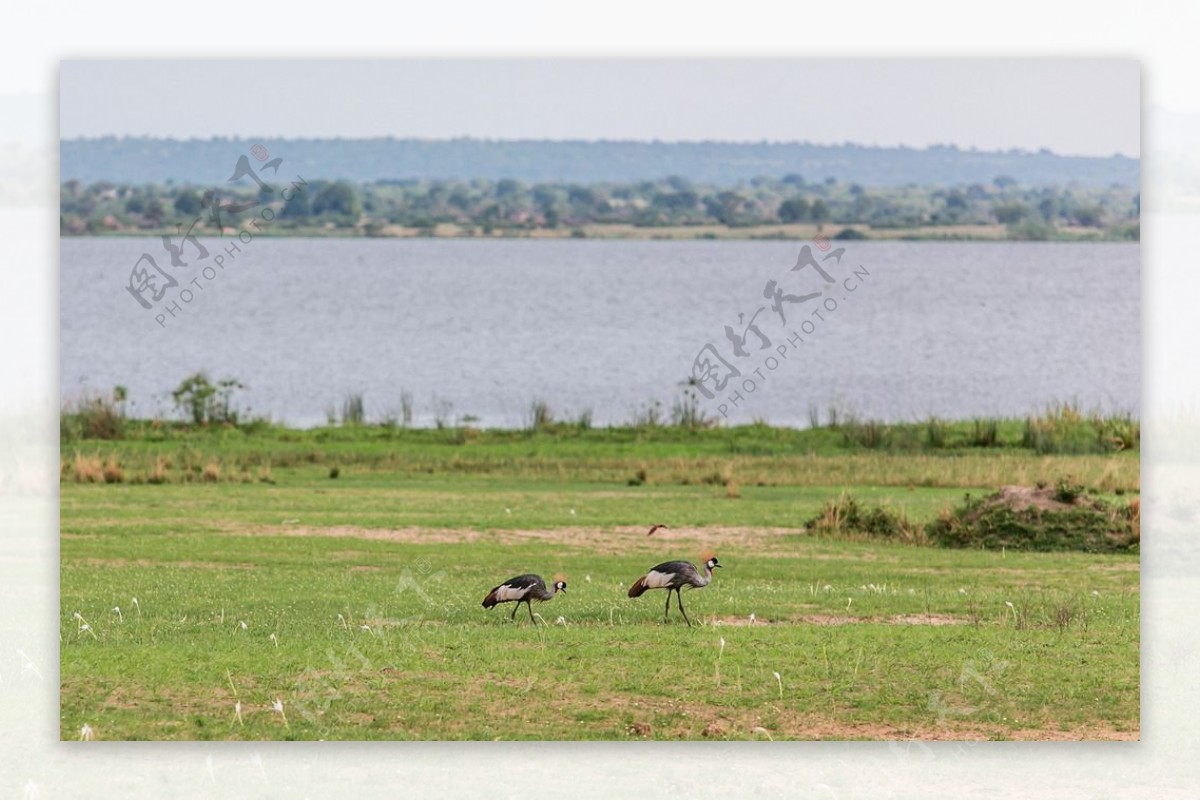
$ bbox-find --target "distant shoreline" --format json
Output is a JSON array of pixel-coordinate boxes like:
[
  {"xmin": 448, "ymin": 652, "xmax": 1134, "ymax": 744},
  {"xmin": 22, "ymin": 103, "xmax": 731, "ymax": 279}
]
[{"xmin": 61, "ymin": 222, "xmax": 1137, "ymax": 243}]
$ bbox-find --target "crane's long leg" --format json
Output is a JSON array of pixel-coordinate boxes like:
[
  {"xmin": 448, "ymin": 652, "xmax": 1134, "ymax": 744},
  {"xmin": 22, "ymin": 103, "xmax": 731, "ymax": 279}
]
[
  {"xmin": 510, "ymin": 602, "xmax": 518, "ymax": 621},
  {"xmin": 676, "ymin": 588, "xmax": 692, "ymax": 627},
  {"xmin": 527, "ymin": 599, "xmax": 536, "ymax": 624},
  {"xmin": 663, "ymin": 590, "xmax": 671, "ymax": 622}
]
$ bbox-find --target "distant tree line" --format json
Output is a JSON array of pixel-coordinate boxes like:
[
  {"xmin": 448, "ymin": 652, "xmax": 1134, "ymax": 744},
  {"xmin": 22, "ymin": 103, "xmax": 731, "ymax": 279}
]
[
  {"xmin": 59, "ymin": 174, "xmax": 1140, "ymax": 240},
  {"xmin": 60, "ymin": 136, "xmax": 1141, "ymax": 187}
]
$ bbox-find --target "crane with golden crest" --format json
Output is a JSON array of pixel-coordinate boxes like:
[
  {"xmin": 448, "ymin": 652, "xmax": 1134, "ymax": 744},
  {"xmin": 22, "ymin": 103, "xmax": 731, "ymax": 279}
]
[
  {"xmin": 481, "ymin": 573, "xmax": 567, "ymax": 623},
  {"xmin": 627, "ymin": 552, "xmax": 721, "ymax": 626}
]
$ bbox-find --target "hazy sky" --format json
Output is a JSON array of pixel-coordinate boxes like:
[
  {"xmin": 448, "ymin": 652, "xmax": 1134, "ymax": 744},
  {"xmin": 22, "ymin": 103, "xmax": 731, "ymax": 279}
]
[{"xmin": 59, "ymin": 59, "xmax": 1139, "ymax": 157}]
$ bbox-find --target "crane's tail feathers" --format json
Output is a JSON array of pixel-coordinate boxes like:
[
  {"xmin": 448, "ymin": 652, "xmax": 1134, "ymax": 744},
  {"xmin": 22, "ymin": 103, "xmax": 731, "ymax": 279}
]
[{"xmin": 628, "ymin": 575, "xmax": 650, "ymax": 597}]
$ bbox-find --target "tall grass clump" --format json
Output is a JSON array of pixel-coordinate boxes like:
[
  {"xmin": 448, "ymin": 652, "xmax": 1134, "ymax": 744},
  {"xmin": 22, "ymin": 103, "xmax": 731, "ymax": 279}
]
[
  {"xmin": 340, "ymin": 393, "xmax": 365, "ymax": 426},
  {"xmin": 841, "ymin": 418, "xmax": 891, "ymax": 449},
  {"xmin": 803, "ymin": 493, "xmax": 924, "ymax": 543},
  {"xmin": 671, "ymin": 386, "xmax": 712, "ymax": 430},
  {"xmin": 970, "ymin": 418, "xmax": 999, "ymax": 448},
  {"xmin": 61, "ymin": 388, "xmax": 126, "ymax": 441},
  {"xmin": 527, "ymin": 399, "xmax": 555, "ymax": 432},
  {"xmin": 1022, "ymin": 402, "xmax": 1139, "ymax": 454},
  {"xmin": 102, "ymin": 458, "xmax": 124, "ymax": 484},
  {"xmin": 924, "ymin": 417, "xmax": 947, "ymax": 448},
  {"xmin": 70, "ymin": 452, "xmax": 103, "ymax": 483},
  {"xmin": 807, "ymin": 403, "xmax": 821, "ymax": 429},
  {"xmin": 1094, "ymin": 412, "xmax": 1140, "ymax": 452}
]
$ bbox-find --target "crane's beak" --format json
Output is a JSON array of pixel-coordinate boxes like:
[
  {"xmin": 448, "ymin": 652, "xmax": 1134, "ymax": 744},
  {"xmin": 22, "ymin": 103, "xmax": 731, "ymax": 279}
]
[{"xmin": 713, "ymin": 564, "xmax": 723, "ymax": 569}]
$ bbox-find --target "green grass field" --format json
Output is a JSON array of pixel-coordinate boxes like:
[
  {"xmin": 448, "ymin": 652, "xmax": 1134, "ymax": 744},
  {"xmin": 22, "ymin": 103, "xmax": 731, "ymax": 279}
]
[{"xmin": 60, "ymin": 420, "xmax": 1140, "ymax": 741}]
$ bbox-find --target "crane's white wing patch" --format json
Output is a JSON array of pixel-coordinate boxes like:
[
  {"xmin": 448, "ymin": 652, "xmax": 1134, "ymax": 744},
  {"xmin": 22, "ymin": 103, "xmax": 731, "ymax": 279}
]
[
  {"xmin": 641, "ymin": 570, "xmax": 676, "ymax": 589},
  {"xmin": 493, "ymin": 584, "xmax": 529, "ymax": 601}
]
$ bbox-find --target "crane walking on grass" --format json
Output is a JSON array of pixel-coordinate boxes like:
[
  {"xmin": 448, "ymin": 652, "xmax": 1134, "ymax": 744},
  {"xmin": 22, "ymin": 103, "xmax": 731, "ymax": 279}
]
[
  {"xmin": 482, "ymin": 574, "xmax": 567, "ymax": 623},
  {"xmin": 627, "ymin": 553, "xmax": 720, "ymax": 626}
]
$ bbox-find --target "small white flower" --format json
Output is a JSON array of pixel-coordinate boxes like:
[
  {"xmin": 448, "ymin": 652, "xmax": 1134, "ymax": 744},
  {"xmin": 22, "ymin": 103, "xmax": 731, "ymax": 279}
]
[
  {"xmin": 749, "ymin": 613, "xmax": 756, "ymax": 623},
  {"xmin": 80, "ymin": 723, "xmax": 94, "ymax": 741},
  {"xmin": 1005, "ymin": 602, "xmax": 1015, "ymax": 609},
  {"xmin": 505, "ymin": 508, "xmax": 512, "ymax": 514},
  {"xmin": 959, "ymin": 588, "xmax": 967, "ymax": 595},
  {"xmin": 555, "ymin": 616, "xmax": 566, "ymax": 625},
  {"xmin": 570, "ymin": 509, "xmax": 576, "ymax": 516},
  {"xmin": 585, "ymin": 574, "xmax": 592, "ymax": 583},
  {"xmin": 269, "ymin": 633, "xmax": 278, "ymax": 647},
  {"xmin": 272, "ymin": 699, "xmax": 284, "ymax": 713}
]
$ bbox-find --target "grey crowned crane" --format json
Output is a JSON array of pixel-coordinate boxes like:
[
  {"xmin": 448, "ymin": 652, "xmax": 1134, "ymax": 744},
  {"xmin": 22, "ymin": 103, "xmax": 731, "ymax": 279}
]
[
  {"xmin": 627, "ymin": 553, "xmax": 720, "ymax": 625},
  {"xmin": 482, "ymin": 574, "xmax": 567, "ymax": 623}
]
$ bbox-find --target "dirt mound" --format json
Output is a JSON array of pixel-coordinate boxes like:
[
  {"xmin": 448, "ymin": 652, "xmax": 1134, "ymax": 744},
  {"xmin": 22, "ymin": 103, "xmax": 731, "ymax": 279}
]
[
  {"xmin": 991, "ymin": 485, "xmax": 1084, "ymax": 512},
  {"xmin": 927, "ymin": 482, "xmax": 1139, "ymax": 553}
]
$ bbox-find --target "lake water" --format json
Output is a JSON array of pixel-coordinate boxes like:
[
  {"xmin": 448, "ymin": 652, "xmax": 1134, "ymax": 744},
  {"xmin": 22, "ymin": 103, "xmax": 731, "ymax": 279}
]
[{"xmin": 60, "ymin": 237, "xmax": 1140, "ymax": 428}]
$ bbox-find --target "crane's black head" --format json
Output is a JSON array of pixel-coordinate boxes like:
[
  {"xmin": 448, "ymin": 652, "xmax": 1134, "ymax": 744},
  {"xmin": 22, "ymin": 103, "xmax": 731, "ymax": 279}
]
[
  {"xmin": 553, "ymin": 578, "xmax": 568, "ymax": 594},
  {"xmin": 706, "ymin": 556, "xmax": 721, "ymax": 570}
]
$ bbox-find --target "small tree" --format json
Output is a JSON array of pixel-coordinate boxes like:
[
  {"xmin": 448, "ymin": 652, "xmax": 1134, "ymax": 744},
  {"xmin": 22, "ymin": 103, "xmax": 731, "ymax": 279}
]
[
  {"xmin": 312, "ymin": 181, "xmax": 362, "ymax": 217},
  {"xmin": 174, "ymin": 189, "xmax": 203, "ymax": 217},
  {"xmin": 172, "ymin": 372, "xmax": 246, "ymax": 426},
  {"xmin": 778, "ymin": 197, "xmax": 811, "ymax": 223}
]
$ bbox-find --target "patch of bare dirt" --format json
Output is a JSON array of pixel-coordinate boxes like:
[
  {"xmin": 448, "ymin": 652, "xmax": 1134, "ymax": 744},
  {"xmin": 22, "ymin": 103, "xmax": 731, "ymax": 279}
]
[
  {"xmin": 711, "ymin": 613, "xmax": 967, "ymax": 626},
  {"xmin": 1007, "ymin": 726, "xmax": 1138, "ymax": 741},
  {"xmin": 223, "ymin": 523, "xmax": 804, "ymax": 555},
  {"xmin": 73, "ymin": 557, "xmax": 256, "ymax": 570},
  {"xmin": 885, "ymin": 613, "xmax": 968, "ymax": 626},
  {"xmin": 791, "ymin": 613, "xmax": 967, "ymax": 626}
]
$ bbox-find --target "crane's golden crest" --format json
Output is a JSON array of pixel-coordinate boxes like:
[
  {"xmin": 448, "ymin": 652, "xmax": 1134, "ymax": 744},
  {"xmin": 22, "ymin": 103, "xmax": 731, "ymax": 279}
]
[
  {"xmin": 700, "ymin": 550, "xmax": 718, "ymax": 564},
  {"xmin": 553, "ymin": 573, "xmax": 568, "ymax": 584}
]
